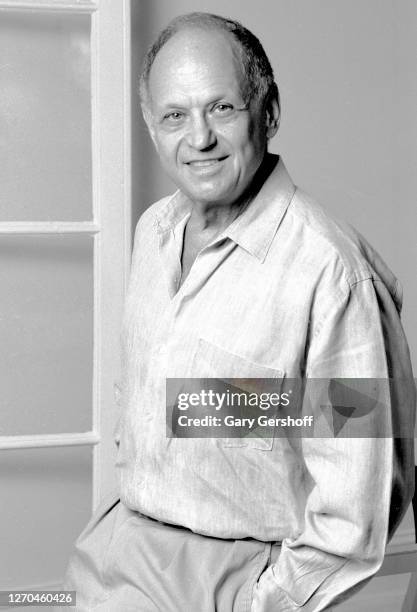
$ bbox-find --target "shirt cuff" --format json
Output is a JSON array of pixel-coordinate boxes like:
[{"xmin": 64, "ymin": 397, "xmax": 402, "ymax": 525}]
[
  {"xmin": 252, "ymin": 559, "xmax": 342, "ymax": 612},
  {"xmin": 252, "ymin": 566, "xmax": 301, "ymax": 611}
]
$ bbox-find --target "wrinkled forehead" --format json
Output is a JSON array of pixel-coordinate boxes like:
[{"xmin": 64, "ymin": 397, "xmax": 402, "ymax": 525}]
[{"xmin": 148, "ymin": 27, "xmax": 248, "ymax": 106}]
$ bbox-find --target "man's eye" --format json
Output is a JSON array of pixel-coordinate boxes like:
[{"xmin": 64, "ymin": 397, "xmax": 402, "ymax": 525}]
[
  {"xmin": 163, "ymin": 112, "xmax": 184, "ymax": 122},
  {"xmin": 213, "ymin": 104, "xmax": 234, "ymax": 114}
]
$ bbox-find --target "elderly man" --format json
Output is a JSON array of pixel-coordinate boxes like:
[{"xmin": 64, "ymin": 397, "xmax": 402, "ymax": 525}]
[{"xmin": 64, "ymin": 12, "xmax": 415, "ymax": 612}]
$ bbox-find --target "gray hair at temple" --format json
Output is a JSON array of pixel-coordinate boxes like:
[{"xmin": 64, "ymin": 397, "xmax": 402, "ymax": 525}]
[{"xmin": 139, "ymin": 12, "xmax": 279, "ymax": 124}]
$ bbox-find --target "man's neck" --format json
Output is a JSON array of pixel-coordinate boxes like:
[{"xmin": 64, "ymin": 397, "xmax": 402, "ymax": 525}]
[{"xmin": 186, "ymin": 197, "xmax": 248, "ymax": 238}]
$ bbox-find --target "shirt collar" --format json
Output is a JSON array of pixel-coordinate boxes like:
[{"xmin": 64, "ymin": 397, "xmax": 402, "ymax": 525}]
[
  {"xmin": 223, "ymin": 154, "xmax": 296, "ymax": 261},
  {"xmin": 154, "ymin": 154, "xmax": 296, "ymax": 262}
]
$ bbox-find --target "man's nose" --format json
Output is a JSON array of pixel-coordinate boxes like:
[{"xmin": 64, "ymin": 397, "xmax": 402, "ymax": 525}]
[{"xmin": 186, "ymin": 113, "xmax": 216, "ymax": 150}]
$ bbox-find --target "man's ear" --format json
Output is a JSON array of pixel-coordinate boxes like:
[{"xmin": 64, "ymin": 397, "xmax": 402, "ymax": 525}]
[{"xmin": 265, "ymin": 83, "xmax": 280, "ymax": 140}]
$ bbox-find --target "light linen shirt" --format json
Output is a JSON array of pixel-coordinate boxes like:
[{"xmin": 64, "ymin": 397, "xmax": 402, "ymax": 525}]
[{"xmin": 116, "ymin": 155, "xmax": 415, "ymax": 611}]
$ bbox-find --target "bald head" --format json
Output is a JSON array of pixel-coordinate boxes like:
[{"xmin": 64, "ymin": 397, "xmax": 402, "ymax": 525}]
[
  {"xmin": 139, "ymin": 12, "xmax": 279, "ymax": 124},
  {"xmin": 148, "ymin": 27, "xmax": 246, "ymax": 124}
]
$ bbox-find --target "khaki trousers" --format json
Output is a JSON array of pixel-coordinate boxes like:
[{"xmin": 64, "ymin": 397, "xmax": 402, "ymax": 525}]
[{"xmin": 63, "ymin": 491, "xmax": 273, "ymax": 612}]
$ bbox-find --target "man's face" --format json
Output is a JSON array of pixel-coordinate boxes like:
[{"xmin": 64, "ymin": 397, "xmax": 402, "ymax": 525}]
[{"xmin": 146, "ymin": 28, "xmax": 275, "ymax": 208}]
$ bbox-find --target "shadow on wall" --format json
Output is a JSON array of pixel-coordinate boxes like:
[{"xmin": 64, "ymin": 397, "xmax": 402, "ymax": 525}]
[{"xmin": 130, "ymin": 0, "xmax": 176, "ymax": 234}]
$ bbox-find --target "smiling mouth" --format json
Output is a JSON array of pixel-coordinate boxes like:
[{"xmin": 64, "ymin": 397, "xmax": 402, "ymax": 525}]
[{"xmin": 186, "ymin": 156, "xmax": 228, "ymax": 167}]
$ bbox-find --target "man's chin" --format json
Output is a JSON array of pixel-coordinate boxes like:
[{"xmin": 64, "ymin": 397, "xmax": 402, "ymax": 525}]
[{"xmin": 182, "ymin": 185, "xmax": 239, "ymax": 208}]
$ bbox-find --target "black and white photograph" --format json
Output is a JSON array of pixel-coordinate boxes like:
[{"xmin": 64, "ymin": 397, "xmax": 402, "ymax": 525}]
[{"xmin": 0, "ymin": 1, "xmax": 416, "ymax": 611}]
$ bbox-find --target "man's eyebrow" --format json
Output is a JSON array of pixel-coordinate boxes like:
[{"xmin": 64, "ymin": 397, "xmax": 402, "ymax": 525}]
[
  {"xmin": 207, "ymin": 96, "xmax": 241, "ymax": 105},
  {"xmin": 156, "ymin": 101, "xmax": 188, "ymax": 112},
  {"xmin": 155, "ymin": 97, "xmax": 186, "ymax": 107},
  {"xmin": 156, "ymin": 94, "xmax": 243, "ymax": 112}
]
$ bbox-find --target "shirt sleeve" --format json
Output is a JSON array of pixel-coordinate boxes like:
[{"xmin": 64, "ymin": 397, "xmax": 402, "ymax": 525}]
[{"xmin": 252, "ymin": 277, "xmax": 415, "ymax": 611}]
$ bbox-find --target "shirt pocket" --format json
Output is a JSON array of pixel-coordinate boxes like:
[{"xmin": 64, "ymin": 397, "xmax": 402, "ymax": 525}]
[{"xmin": 191, "ymin": 338, "xmax": 285, "ymax": 451}]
